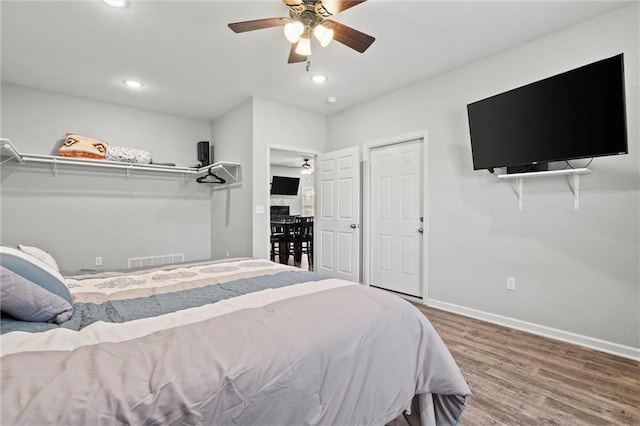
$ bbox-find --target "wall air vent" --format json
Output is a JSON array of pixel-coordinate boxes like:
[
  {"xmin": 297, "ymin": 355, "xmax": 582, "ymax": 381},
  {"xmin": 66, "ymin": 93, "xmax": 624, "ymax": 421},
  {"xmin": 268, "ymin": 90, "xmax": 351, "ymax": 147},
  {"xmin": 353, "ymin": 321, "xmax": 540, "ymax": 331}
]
[{"xmin": 128, "ymin": 253, "xmax": 184, "ymax": 269}]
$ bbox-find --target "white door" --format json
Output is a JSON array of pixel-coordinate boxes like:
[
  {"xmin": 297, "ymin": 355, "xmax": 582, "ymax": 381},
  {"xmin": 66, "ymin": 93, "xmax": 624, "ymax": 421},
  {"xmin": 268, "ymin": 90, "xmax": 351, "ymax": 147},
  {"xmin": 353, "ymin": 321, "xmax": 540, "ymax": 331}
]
[
  {"xmin": 315, "ymin": 147, "xmax": 360, "ymax": 282},
  {"xmin": 370, "ymin": 139, "xmax": 423, "ymax": 297}
]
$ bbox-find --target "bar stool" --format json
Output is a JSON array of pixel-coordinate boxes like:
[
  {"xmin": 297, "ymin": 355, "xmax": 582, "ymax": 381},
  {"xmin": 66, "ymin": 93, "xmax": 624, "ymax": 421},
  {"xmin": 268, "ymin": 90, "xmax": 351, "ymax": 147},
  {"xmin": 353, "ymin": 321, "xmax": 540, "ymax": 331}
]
[
  {"xmin": 270, "ymin": 223, "xmax": 285, "ymax": 262},
  {"xmin": 293, "ymin": 216, "xmax": 313, "ymax": 270}
]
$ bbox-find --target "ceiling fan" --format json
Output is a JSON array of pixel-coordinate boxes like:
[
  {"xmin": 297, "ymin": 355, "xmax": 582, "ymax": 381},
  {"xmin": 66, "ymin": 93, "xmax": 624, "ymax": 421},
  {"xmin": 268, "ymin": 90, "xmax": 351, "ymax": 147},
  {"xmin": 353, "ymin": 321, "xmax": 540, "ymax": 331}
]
[{"xmin": 228, "ymin": 0, "xmax": 375, "ymax": 64}]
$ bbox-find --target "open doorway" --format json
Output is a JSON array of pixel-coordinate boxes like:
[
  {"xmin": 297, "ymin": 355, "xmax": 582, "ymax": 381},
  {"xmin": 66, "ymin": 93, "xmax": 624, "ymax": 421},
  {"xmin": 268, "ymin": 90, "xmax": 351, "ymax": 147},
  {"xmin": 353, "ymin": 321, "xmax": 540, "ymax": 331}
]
[{"xmin": 269, "ymin": 147, "xmax": 316, "ymax": 271}]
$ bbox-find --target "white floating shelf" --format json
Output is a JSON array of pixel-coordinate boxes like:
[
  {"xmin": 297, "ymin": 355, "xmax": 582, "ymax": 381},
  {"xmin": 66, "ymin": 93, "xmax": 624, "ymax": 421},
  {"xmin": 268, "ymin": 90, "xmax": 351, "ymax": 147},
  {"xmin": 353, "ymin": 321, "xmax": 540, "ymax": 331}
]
[
  {"xmin": 496, "ymin": 168, "xmax": 591, "ymax": 210},
  {"xmin": 496, "ymin": 168, "xmax": 591, "ymax": 180}
]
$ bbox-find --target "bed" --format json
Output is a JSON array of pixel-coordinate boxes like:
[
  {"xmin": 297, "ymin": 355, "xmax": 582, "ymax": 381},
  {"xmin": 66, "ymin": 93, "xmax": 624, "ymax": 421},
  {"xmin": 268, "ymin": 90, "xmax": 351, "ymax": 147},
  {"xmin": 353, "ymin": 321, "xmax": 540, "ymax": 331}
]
[{"xmin": 1, "ymin": 251, "xmax": 471, "ymax": 425}]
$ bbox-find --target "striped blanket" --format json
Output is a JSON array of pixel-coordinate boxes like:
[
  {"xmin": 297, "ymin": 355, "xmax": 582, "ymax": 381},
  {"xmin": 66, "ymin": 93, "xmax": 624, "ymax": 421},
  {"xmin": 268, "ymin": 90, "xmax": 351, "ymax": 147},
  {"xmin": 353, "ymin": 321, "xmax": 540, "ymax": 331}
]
[{"xmin": 1, "ymin": 258, "xmax": 470, "ymax": 425}]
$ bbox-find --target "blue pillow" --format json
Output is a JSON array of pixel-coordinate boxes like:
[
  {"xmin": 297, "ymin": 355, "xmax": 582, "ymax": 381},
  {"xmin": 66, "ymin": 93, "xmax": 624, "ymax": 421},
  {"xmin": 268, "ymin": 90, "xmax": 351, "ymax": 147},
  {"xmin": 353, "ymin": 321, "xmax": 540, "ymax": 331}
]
[{"xmin": 0, "ymin": 246, "xmax": 73, "ymax": 324}]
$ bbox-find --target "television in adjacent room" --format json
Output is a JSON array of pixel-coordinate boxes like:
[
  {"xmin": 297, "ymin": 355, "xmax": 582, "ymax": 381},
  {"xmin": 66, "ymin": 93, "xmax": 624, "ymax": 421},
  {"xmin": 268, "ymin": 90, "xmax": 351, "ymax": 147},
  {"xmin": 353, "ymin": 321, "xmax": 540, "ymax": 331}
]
[
  {"xmin": 467, "ymin": 53, "xmax": 628, "ymax": 173},
  {"xmin": 270, "ymin": 176, "xmax": 300, "ymax": 195}
]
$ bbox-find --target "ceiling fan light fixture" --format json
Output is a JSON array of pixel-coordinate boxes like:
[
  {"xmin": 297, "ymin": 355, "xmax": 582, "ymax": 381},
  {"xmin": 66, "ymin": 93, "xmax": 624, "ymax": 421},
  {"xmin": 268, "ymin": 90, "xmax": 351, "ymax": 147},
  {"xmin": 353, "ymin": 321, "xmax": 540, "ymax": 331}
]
[
  {"xmin": 227, "ymin": 1, "xmax": 374, "ymax": 65},
  {"xmin": 301, "ymin": 159, "xmax": 313, "ymax": 175},
  {"xmin": 295, "ymin": 37, "xmax": 312, "ymax": 56},
  {"xmin": 313, "ymin": 24, "xmax": 334, "ymax": 47},
  {"xmin": 283, "ymin": 21, "xmax": 304, "ymax": 43}
]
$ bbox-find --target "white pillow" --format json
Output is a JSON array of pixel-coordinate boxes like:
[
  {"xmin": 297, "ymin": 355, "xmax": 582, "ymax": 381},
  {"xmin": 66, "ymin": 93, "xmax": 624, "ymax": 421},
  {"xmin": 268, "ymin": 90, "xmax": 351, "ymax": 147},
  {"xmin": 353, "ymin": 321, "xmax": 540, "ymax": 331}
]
[
  {"xmin": 0, "ymin": 246, "xmax": 73, "ymax": 324},
  {"xmin": 17, "ymin": 244, "xmax": 60, "ymax": 272}
]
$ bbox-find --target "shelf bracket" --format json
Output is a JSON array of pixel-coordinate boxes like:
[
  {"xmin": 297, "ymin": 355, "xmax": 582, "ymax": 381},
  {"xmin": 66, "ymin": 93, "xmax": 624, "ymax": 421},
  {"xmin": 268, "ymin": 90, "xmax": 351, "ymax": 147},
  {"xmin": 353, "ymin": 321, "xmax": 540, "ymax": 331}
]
[
  {"xmin": 219, "ymin": 164, "xmax": 237, "ymax": 182},
  {"xmin": 52, "ymin": 158, "xmax": 58, "ymax": 178},
  {"xmin": 568, "ymin": 174, "xmax": 580, "ymax": 209},
  {"xmin": 0, "ymin": 138, "xmax": 25, "ymax": 164},
  {"xmin": 510, "ymin": 178, "xmax": 524, "ymax": 210}
]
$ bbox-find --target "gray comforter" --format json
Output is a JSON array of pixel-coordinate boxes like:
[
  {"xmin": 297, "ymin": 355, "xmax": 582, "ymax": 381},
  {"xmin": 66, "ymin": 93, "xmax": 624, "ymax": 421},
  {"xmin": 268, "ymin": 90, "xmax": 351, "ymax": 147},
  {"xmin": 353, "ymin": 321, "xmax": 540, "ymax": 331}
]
[{"xmin": 1, "ymin": 259, "xmax": 471, "ymax": 425}]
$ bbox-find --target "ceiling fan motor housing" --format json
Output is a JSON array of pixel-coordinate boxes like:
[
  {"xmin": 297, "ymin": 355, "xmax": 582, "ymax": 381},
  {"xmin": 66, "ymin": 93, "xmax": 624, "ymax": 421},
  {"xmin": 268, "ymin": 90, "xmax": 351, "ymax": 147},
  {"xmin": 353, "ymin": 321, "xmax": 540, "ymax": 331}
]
[{"xmin": 289, "ymin": 1, "xmax": 331, "ymax": 28}]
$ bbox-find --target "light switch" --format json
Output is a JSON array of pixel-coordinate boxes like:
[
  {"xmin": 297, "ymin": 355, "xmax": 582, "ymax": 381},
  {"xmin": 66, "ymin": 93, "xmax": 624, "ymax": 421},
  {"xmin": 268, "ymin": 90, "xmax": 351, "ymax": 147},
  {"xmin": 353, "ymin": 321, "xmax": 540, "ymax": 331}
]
[{"xmin": 256, "ymin": 205, "xmax": 265, "ymax": 214}]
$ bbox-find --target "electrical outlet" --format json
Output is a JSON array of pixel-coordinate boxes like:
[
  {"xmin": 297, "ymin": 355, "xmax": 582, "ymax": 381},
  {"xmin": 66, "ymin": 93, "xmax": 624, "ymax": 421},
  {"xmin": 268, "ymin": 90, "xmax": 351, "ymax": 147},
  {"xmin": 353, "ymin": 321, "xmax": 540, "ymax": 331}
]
[
  {"xmin": 507, "ymin": 277, "xmax": 516, "ymax": 291},
  {"xmin": 225, "ymin": 251, "xmax": 230, "ymax": 257},
  {"xmin": 95, "ymin": 257, "xmax": 102, "ymax": 266}
]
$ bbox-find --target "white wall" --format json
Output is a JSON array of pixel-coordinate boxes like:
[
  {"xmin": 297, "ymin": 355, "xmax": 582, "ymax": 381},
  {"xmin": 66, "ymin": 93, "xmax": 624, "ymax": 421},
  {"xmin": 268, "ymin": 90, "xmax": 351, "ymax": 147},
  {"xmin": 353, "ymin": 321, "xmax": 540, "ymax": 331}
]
[
  {"xmin": 0, "ymin": 87, "xmax": 326, "ymax": 270},
  {"xmin": 210, "ymin": 97, "xmax": 325, "ymax": 260},
  {"xmin": 1, "ymin": 84, "xmax": 208, "ymax": 167},
  {"xmin": 252, "ymin": 97, "xmax": 326, "ymax": 259},
  {"xmin": 209, "ymin": 98, "xmax": 254, "ymax": 259},
  {"xmin": 1, "ymin": 84, "xmax": 212, "ymax": 271},
  {"xmin": 327, "ymin": 5, "xmax": 639, "ymax": 353}
]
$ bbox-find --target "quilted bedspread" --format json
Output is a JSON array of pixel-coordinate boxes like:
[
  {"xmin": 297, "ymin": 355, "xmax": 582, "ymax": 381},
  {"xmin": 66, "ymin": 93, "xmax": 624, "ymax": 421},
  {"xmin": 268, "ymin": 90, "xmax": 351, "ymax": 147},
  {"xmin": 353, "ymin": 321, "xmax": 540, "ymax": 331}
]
[{"xmin": 1, "ymin": 258, "xmax": 470, "ymax": 425}]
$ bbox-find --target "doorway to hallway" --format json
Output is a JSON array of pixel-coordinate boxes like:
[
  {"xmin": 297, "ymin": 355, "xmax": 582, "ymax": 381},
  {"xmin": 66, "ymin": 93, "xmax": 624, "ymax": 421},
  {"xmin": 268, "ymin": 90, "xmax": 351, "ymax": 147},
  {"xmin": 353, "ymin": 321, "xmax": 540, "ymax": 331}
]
[{"xmin": 269, "ymin": 147, "xmax": 316, "ymax": 271}]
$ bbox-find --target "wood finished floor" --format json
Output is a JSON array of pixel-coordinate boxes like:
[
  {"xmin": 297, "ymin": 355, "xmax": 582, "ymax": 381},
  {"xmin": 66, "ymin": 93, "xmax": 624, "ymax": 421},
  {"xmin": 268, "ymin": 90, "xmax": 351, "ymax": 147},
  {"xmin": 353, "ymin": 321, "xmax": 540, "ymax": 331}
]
[
  {"xmin": 414, "ymin": 305, "xmax": 640, "ymax": 426},
  {"xmin": 281, "ymin": 254, "xmax": 313, "ymax": 271}
]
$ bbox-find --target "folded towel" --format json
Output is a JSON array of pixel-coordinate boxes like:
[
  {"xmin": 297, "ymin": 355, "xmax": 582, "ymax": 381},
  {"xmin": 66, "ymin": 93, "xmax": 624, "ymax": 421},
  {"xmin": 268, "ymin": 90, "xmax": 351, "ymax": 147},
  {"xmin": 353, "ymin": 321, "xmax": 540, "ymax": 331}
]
[{"xmin": 58, "ymin": 134, "xmax": 108, "ymax": 160}]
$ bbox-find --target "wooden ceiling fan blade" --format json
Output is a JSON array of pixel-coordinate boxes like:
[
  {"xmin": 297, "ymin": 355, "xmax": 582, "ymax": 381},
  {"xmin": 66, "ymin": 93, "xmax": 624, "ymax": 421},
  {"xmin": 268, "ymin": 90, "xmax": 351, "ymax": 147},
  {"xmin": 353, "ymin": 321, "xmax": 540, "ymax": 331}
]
[
  {"xmin": 320, "ymin": 0, "xmax": 366, "ymax": 15},
  {"xmin": 288, "ymin": 43, "xmax": 307, "ymax": 64},
  {"xmin": 325, "ymin": 20, "xmax": 375, "ymax": 53},
  {"xmin": 228, "ymin": 17, "xmax": 285, "ymax": 33},
  {"xmin": 282, "ymin": 0, "xmax": 302, "ymax": 6}
]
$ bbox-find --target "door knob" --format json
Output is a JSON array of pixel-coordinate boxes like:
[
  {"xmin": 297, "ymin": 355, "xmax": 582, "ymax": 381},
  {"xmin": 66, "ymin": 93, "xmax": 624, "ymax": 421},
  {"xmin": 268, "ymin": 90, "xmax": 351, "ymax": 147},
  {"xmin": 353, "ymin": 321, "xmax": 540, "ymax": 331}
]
[
  {"xmin": 418, "ymin": 227, "xmax": 424, "ymax": 234},
  {"xmin": 350, "ymin": 223, "xmax": 357, "ymax": 229}
]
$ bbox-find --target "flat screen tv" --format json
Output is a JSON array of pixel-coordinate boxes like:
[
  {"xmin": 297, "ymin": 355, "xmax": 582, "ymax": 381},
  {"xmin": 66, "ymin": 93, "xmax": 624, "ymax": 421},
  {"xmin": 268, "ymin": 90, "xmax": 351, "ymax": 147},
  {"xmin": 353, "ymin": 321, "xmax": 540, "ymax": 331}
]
[
  {"xmin": 467, "ymin": 54, "xmax": 628, "ymax": 173},
  {"xmin": 270, "ymin": 176, "xmax": 299, "ymax": 195}
]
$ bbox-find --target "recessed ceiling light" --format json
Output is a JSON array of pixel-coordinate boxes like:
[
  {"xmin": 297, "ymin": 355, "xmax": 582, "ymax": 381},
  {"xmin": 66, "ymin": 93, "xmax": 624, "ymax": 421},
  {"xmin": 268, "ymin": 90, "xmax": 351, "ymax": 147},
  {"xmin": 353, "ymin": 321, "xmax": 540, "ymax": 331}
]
[
  {"xmin": 327, "ymin": 96, "xmax": 337, "ymax": 104},
  {"xmin": 123, "ymin": 80, "xmax": 143, "ymax": 89},
  {"xmin": 311, "ymin": 75, "xmax": 327, "ymax": 84},
  {"xmin": 102, "ymin": 0, "xmax": 128, "ymax": 7}
]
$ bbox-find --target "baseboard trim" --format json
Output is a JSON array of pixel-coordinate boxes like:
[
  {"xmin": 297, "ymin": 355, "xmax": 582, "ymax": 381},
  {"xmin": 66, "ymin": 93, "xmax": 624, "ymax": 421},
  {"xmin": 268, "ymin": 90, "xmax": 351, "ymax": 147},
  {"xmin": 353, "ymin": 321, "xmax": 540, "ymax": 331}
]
[{"xmin": 426, "ymin": 298, "xmax": 640, "ymax": 362}]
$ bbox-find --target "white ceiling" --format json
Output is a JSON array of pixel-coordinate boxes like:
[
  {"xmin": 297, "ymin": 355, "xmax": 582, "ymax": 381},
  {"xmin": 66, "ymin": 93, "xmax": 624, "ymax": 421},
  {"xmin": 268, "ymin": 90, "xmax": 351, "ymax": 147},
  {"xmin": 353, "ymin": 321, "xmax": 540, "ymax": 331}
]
[
  {"xmin": 271, "ymin": 148, "xmax": 316, "ymax": 168},
  {"xmin": 1, "ymin": 0, "xmax": 631, "ymax": 124}
]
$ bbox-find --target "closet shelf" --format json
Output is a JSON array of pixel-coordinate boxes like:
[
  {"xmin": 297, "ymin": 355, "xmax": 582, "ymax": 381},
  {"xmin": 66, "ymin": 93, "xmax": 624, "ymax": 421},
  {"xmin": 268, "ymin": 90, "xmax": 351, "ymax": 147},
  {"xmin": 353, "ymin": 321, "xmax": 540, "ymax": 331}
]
[
  {"xmin": 0, "ymin": 138, "xmax": 241, "ymax": 185},
  {"xmin": 496, "ymin": 168, "xmax": 591, "ymax": 210}
]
